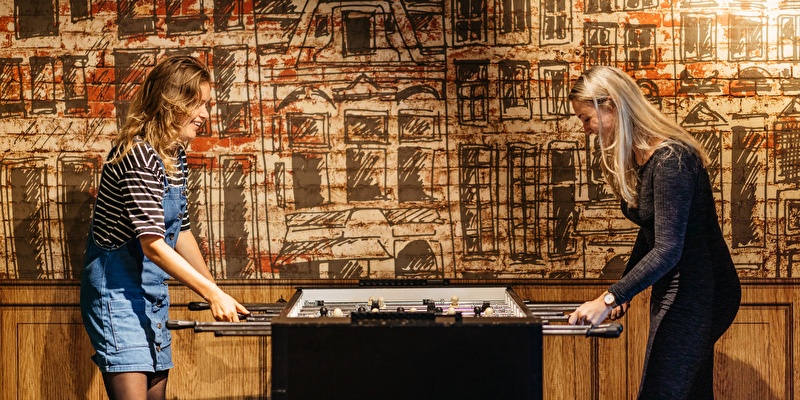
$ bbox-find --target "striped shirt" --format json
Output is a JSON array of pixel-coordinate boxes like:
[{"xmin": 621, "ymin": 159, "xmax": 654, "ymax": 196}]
[{"xmin": 91, "ymin": 141, "xmax": 191, "ymax": 250}]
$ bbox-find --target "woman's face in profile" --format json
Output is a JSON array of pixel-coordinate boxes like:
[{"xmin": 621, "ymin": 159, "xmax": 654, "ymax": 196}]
[
  {"xmin": 571, "ymin": 100, "xmax": 616, "ymax": 146},
  {"xmin": 179, "ymin": 82, "xmax": 211, "ymax": 143}
]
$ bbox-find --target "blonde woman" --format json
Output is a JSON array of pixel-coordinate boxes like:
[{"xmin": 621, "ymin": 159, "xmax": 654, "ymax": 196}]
[
  {"xmin": 567, "ymin": 66, "xmax": 740, "ymax": 399},
  {"xmin": 80, "ymin": 55, "xmax": 249, "ymax": 399}
]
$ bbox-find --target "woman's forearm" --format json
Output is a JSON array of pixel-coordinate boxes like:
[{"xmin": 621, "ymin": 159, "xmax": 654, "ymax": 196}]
[{"xmin": 139, "ymin": 234, "xmax": 221, "ymax": 301}]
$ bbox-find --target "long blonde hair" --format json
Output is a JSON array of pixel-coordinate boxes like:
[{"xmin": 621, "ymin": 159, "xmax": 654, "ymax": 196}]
[
  {"xmin": 110, "ymin": 55, "xmax": 211, "ymax": 174},
  {"xmin": 568, "ymin": 66, "xmax": 709, "ymax": 206}
]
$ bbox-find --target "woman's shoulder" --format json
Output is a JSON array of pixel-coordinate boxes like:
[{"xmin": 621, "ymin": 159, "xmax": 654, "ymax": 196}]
[
  {"xmin": 109, "ymin": 140, "xmax": 163, "ymax": 173},
  {"xmin": 652, "ymin": 140, "xmax": 703, "ymax": 171}
]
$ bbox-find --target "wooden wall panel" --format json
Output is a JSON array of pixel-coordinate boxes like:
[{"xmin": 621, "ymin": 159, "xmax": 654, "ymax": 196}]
[
  {"xmin": 168, "ymin": 318, "xmax": 270, "ymax": 398},
  {"xmin": 716, "ymin": 305, "xmax": 790, "ymax": 399},
  {"xmin": 1, "ymin": 307, "xmax": 105, "ymax": 399},
  {"xmin": 0, "ymin": 280, "xmax": 796, "ymax": 400}
]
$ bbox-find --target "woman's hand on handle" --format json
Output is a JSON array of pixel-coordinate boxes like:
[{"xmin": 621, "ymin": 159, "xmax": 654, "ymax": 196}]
[
  {"xmin": 568, "ymin": 295, "xmax": 612, "ymax": 326},
  {"xmin": 204, "ymin": 288, "xmax": 250, "ymax": 322},
  {"xmin": 609, "ymin": 302, "xmax": 630, "ymax": 321}
]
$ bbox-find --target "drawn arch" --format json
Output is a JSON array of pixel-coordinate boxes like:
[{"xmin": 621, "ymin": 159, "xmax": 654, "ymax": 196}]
[
  {"xmin": 395, "ymin": 239, "xmax": 442, "ymax": 278},
  {"xmin": 396, "ymin": 85, "xmax": 442, "ymax": 102},
  {"xmin": 276, "ymin": 86, "xmax": 336, "ymax": 112}
]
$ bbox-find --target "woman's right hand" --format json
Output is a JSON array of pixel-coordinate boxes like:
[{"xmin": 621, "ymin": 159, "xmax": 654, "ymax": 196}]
[{"xmin": 204, "ymin": 288, "xmax": 250, "ymax": 322}]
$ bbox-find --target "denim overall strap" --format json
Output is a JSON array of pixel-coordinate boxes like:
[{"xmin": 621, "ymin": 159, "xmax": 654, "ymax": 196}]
[{"xmin": 142, "ymin": 155, "xmax": 188, "ymax": 368}]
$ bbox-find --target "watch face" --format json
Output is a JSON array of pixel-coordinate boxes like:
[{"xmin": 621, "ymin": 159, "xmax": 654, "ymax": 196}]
[{"xmin": 604, "ymin": 293, "xmax": 615, "ymax": 305}]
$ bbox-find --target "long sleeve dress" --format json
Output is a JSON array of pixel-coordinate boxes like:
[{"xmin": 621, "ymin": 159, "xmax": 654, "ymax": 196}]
[{"xmin": 607, "ymin": 141, "xmax": 741, "ymax": 400}]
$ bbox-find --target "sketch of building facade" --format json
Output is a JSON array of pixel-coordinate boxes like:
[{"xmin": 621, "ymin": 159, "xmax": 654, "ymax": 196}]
[{"xmin": 0, "ymin": 0, "xmax": 798, "ymax": 280}]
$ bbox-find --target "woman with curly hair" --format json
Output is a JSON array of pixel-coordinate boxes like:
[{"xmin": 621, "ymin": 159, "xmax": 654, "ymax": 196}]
[{"xmin": 80, "ymin": 55, "xmax": 249, "ymax": 399}]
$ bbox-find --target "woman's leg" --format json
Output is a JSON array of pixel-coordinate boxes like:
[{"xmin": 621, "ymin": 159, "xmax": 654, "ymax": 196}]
[
  {"xmin": 102, "ymin": 370, "xmax": 169, "ymax": 400},
  {"xmin": 685, "ymin": 350, "xmax": 714, "ymax": 400},
  {"xmin": 146, "ymin": 370, "xmax": 169, "ymax": 400}
]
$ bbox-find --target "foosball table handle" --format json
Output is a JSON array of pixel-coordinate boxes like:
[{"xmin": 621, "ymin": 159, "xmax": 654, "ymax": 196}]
[
  {"xmin": 585, "ymin": 323, "xmax": 623, "ymax": 338},
  {"xmin": 188, "ymin": 301, "xmax": 286, "ymax": 313},
  {"xmin": 167, "ymin": 320, "xmax": 198, "ymax": 330}
]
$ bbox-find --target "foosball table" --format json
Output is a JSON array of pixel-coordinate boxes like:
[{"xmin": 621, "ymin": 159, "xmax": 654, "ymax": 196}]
[{"xmin": 169, "ymin": 282, "xmax": 622, "ymax": 400}]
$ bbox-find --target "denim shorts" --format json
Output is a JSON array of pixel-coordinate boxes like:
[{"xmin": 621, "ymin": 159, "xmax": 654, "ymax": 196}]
[{"xmin": 80, "ymin": 244, "xmax": 174, "ymax": 373}]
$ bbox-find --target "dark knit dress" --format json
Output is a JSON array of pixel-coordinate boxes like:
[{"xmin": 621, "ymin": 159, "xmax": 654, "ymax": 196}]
[{"xmin": 607, "ymin": 141, "xmax": 741, "ymax": 400}]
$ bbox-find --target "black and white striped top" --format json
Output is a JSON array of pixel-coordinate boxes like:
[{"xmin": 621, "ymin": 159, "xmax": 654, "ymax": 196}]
[{"xmin": 91, "ymin": 141, "xmax": 191, "ymax": 250}]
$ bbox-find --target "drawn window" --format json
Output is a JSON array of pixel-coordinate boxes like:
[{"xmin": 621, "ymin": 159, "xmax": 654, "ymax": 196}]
[
  {"xmin": 455, "ymin": 60, "xmax": 489, "ymax": 125},
  {"xmin": 548, "ymin": 141, "xmax": 578, "ymax": 256},
  {"xmin": 62, "ymin": 56, "xmax": 89, "ymax": 114},
  {"xmin": 399, "ymin": 110, "xmax": 439, "ymax": 143},
  {"xmin": 786, "ymin": 199, "xmax": 800, "ymax": 235},
  {"xmin": 292, "ymin": 152, "xmax": 330, "ymax": 209},
  {"xmin": 71, "ymin": 0, "xmax": 92, "ymax": 22},
  {"xmin": 774, "ymin": 125, "xmax": 800, "ymax": 184},
  {"xmin": 58, "ymin": 156, "xmax": 99, "ymax": 279},
  {"xmin": 15, "ymin": 0, "xmax": 58, "ymax": 38},
  {"xmin": 0, "ymin": 58, "xmax": 25, "ymax": 118},
  {"xmin": 343, "ymin": 11, "xmax": 376, "ymax": 56},
  {"xmin": 213, "ymin": 45, "xmax": 250, "ymax": 137},
  {"xmin": 288, "ymin": 113, "xmax": 329, "ymax": 148},
  {"xmin": 730, "ymin": 128, "xmax": 766, "ymax": 249},
  {"xmin": 253, "ymin": 0, "xmax": 304, "ymax": 54},
  {"xmin": 778, "ymin": 16, "xmax": 800, "ymax": 61},
  {"xmin": 219, "ymin": 156, "xmax": 261, "ymax": 278},
  {"xmin": 500, "ymin": 0, "xmax": 527, "ymax": 34},
  {"xmin": 214, "ymin": 0, "xmax": 245, "ymax": 32},
  {"xmin": 625, "ymin": 25, "xmax": 657, "ymax": 70},
  {"xmin": 398, "ymin": 147, "xmax": 435, "ymax": 203},
  {"xmin": 454, "ymin": 0, "xmax": 486, "ymax": 44},
  {"xmin": 541, "ymin": 0, "xmax": 571, "ymax": 45},
  {"xmin": 508, "ymin": 144, "xmax": 542, "ymax": 262},
  {"xmin": 186, "ymin": 156, "xmax": 218, "ymax": 275},
  {"xmin": 585, "ymin": 0, "xmax": 614, "ymax": 14},
  {"xmin": 407, "ymin": 11, "xmax": 446, "ymax": 53},
  {"xmin": 459, "ymin": 145, "xmax": 497, "ymax": 257},
  {"xmin": 346, "ymin": 148, "xmax": 387, "ymax": 202},
  {"xmin": 166, "ymin": 0, "xmax": 207, "ymax": 36},
  {"xmin": 30, "ymin": 57, "xmax": 56, "ymax": 115},
  {"xmin": 682, "ymin": 13, "xmax": 716, "ymax": 62},
  {"xmin": 729, "ymin": 15, "xmax": 766, "ymax": 61},
  {"xmin": 538, "ymin": 61, "xmax": 570, "ymax": 120},
  {"xmin": 584, "ymin": 23, "xmax": 617, "ymax": 68},
  {"xmin": 118, "ymin": 0, "xmax": 157, "ymax": 38},
  {"xmin": 275, "ymin": 162, "xmax": 286, "ymax": 208},
  {"xmin": 623, "ymin": 0, "xmax": 656, "ymax": 10},
  {"xmin": 314, "ymin": 15, "xmax": 330, "ymax": 37},
  {"xmin": 2, "ymin": 159, "xmax": 53, "ymax": 278},
  {"xmin": 345, "ymin": 110, "xmax": 388, "ymax": 144},
  {"xmin": 499, "ymin": 60, "xmax": 531, "ymax": 120}
]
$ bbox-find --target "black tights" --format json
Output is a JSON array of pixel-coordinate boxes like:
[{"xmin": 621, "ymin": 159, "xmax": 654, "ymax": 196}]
[{"xmin": 102, "ymin": 370, "xmax": 169, "ymax": 400}]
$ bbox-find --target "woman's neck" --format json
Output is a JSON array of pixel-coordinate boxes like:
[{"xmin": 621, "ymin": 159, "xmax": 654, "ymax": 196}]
[{"xmin": 634, "ymin": 138, "xmax": 664, "ymax": 166}]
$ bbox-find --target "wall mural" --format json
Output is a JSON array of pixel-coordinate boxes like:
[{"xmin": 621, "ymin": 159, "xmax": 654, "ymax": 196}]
[{"xmin": 0, "ymin": 0, "xmax": 798, "ymax": 280}]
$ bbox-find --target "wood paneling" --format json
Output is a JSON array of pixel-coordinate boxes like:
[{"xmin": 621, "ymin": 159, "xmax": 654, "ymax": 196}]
[
  {"xmin": 0, "ymin": 280, "xmax": 795, "ymax": 400},
  {"xmin": 716, "ymin": 305, "xmax": 791, "ymax": 399}
]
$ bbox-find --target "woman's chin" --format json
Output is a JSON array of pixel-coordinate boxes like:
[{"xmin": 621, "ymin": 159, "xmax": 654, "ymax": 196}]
[{"xmin": 179, "ymin": 131, "xmax": 197, "ymax": 143}]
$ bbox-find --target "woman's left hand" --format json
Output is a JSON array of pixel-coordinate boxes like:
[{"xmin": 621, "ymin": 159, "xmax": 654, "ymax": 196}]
[{"xmin": 568, "ymin": 295, "xmax": 612, "ymax": 326}]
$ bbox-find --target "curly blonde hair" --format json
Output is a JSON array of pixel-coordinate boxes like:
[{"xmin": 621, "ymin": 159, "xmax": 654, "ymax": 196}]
[
  {"xmin": 110, "ymin": 55, "xmax": 211, "ymax": 174},
  {"xmin": 568, "ymin": 66, "xmax": 709, "ymax": 207}
]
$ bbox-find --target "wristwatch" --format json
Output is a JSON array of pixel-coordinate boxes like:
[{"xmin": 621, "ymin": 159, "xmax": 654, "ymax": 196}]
[{"xmin": 603, "ymin": 291, "xmax": 616, "ymax": 308}]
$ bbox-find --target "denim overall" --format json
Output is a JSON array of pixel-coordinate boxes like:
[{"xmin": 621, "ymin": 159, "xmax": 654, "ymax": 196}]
[{"xmin": 80, "ymin": 156, "xmax": 186, "ymax": 373}]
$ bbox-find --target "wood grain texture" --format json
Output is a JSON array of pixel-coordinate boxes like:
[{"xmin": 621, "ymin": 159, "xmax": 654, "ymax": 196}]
[{"xmin": 0, "ymin": 279, "xmax": 794, "ymax": 399}]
